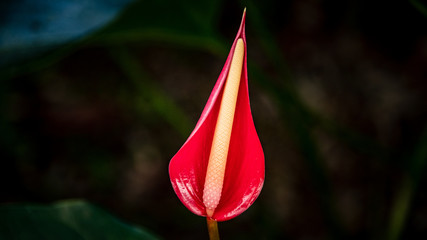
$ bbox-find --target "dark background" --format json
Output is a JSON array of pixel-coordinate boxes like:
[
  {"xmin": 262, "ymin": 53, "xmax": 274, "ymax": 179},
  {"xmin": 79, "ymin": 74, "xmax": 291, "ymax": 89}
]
[{"xmin": 1, "ymin": 0, "xmax": 427, "ymax": 239}]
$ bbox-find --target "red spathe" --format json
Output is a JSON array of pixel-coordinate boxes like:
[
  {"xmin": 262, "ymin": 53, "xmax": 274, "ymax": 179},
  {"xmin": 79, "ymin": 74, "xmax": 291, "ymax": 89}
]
[{"xmin": 168, "ymin": 11, "xmax": 265, "ymax": 222}]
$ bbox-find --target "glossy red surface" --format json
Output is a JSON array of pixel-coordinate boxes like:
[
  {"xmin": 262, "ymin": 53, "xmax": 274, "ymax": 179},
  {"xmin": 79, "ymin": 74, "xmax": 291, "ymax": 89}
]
[{"xmin": 168, "ymin": 11, "xmax": 265, "ymax": 221}]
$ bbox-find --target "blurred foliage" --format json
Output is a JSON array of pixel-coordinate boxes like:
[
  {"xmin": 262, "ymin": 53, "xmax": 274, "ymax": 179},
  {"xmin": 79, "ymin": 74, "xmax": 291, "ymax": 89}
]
[
  {"xmin": 411, "ymin": 0, "xmax": 427, "ymax": 16},
  {"xmin": 1, "ymin": 0, "xmax": 427, "ymax": 239},
  {"xmin": 0, "ymin": 0, "xmax": 133, "ymax": 67},
  {"xmin": 0, "ymin": 200, "xmax": 157, "ymax": 239}
]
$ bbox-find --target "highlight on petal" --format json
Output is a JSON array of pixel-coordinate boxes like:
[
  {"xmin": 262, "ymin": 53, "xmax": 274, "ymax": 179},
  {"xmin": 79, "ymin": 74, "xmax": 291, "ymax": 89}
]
[{"xmin": 168, "ymin": 9, "xmax": 264, "ymax": 222}]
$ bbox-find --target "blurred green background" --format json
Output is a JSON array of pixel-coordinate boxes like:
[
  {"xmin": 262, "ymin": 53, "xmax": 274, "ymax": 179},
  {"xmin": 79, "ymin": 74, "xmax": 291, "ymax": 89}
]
[{"xmin": 1, "ymin": 0, "xmax": 427, "ymax": 239}]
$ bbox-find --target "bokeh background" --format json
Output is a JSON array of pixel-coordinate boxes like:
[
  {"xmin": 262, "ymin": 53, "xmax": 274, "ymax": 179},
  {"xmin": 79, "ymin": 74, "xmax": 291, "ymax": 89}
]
[{"xmin": 1, "ymin": 0, "xmax": 427, "ymax": 239}]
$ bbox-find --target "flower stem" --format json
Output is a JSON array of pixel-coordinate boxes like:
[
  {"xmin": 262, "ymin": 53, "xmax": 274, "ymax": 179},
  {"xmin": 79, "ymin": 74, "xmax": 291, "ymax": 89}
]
[{"xmin": 206, "ymin": 218, "xmax": 220, "ymax": 240}]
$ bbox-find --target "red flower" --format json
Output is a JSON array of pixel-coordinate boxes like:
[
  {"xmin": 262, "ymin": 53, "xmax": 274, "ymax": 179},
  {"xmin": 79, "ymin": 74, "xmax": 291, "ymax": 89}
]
[{"xmin": 169, "ymin": 10, "xmax": 264, "ymax": 222}]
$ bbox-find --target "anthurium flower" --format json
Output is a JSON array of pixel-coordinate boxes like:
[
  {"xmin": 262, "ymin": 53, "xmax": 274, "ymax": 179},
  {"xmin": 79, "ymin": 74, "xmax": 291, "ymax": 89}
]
[{"xmin": 169, "ymin": 9, "xmax": 264, "ymax": 222}]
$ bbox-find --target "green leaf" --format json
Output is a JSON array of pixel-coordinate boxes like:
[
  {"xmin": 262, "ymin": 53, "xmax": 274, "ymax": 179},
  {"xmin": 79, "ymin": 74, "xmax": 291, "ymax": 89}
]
[
  {"xmin": 0, "ymin": 200, "xmax": 158, "ymax": 240},
  {"xmin": 102, "ymin": 0, "xmax": 221, "ymax": 36},
  {"xmin": 97, "ymin": 0, "xmax": 226, "ymax": 55},
  {"xmin": 0, "ymin": 0, "xmax": 134, "ymax": 67},
  {"xmin": 410, "ymin": 0, "xmax": 427, "ymax": 16},
  {"xmin": 0, "ymin": 0, "xmax": 226, "ymax": 81}
]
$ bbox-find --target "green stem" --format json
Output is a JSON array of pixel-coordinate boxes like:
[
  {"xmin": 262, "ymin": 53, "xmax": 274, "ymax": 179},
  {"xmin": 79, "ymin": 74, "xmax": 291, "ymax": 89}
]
[
  {"xmin": 206, "ymin": 218, "xmax": 220, "ymax": 240},
  {"xmin": 388, "ymin": 126, "xmax": 427, "ymax": 240},
  {"xmin": 388, "ymin": 176, "xmax": 413, "ymax": 240}
]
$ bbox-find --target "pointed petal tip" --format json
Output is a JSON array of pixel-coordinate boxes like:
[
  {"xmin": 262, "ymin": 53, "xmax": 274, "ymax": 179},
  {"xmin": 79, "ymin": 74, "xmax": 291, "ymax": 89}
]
[
  {"xmin": 235, "ymin": 8, "xmax": 246, "ymax": 41},
  {"xmin": 241, "ymin": 7, "xmax": 246, "ymax": 22},
  {"xmin": 169, "ymin": 8, "xmax": 264, "ymax": 222}
]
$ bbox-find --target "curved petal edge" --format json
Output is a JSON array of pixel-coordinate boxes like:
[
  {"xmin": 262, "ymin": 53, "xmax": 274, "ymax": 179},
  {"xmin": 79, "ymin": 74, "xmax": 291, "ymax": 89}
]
[{"xmin": 169, "ymin": 9, "xmax": 265, "ymax": 222}]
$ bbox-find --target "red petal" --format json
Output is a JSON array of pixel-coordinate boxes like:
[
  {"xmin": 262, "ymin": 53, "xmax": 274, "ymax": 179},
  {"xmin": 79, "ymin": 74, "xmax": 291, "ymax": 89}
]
[{"xmin": 169, "ymin": 10, "xmax": 264, "ymax": 221}]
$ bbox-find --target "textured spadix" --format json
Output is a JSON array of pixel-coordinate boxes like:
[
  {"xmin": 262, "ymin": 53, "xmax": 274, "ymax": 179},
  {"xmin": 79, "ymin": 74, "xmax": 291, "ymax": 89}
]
[{"xmin": 169, "ymin": 10, "xmax": 264, "ymax": 222}]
